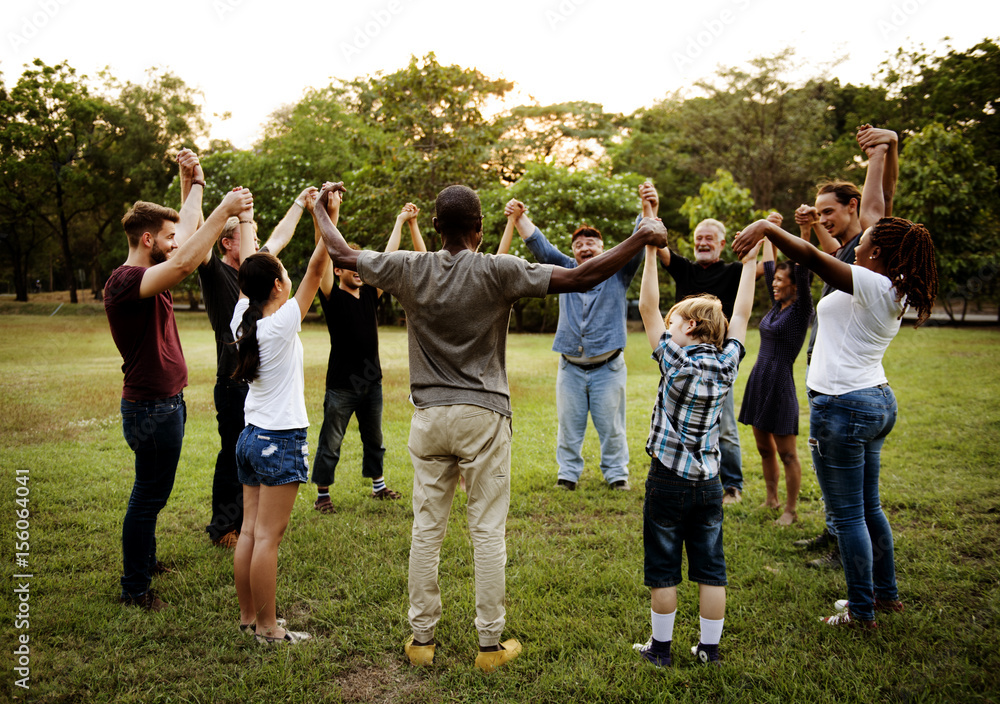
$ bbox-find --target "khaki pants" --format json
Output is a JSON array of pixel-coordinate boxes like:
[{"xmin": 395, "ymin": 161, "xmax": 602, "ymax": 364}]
[{"xmin": 407, "ymin": 404, "xmax": 512, "ymax": 647}]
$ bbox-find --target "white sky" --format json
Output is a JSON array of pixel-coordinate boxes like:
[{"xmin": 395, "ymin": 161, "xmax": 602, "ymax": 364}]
[{"xmin": 3, "ymin": 0, "xmax": 996, "ymax": 148}]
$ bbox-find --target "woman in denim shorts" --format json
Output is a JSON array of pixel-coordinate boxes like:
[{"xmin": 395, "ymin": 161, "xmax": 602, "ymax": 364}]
[
  {"xmin": 735, "ymin": 212, "xmax": 938, "ymax": 629},
  {"xmin": 229, "ymin": 186, "xmax": 343, "ymax": 644}
]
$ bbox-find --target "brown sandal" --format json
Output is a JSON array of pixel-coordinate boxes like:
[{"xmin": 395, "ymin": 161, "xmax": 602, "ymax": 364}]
[{"xmin": 314, "ymin": 497, "xmax": 335, "ymax": 514}]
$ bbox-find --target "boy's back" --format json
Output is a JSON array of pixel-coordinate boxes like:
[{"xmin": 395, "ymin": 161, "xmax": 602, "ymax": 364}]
[{"xmin": 647, "ymin": 334, "xmax": 745, "ymax": 481}]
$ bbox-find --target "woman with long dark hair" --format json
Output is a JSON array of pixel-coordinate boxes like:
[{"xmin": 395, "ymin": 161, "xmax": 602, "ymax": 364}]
[
  {"xmin": 734, "ymin": 212, "xmax": 938, "ymax": 628},
  {"xmin": 230, "ymin": 184, "xmax": 343, "ymax": 644},
  {"xmin": 739, "ymin": 237, "xmax": 813, "ymax": 526}
]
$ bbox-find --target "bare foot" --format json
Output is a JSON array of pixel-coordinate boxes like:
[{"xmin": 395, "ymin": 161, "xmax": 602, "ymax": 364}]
[
  {"xmin": 759, "ymin": 500, "xmax": 781, "ymax": 510},
  {"xmin": 775, "ymin": 510, "xmax": 798, "ymax": 526}
]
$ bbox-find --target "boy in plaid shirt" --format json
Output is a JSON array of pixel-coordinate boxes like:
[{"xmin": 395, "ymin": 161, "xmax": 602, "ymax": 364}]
[{"xmin": 633, "ymin": 239, "xmax": 761, "ymax": 667}]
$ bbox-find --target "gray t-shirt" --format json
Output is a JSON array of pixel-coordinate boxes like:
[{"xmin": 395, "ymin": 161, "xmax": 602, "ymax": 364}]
[{"xmin": 357, "ymin": 248, "xmax": 552, "ymax": 416}]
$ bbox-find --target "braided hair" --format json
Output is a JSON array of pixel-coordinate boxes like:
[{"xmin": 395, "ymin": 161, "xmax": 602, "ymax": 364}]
[
  {"xmin": 869, "ymin": 217, "xmax": 939, "ymax": 328},
  {"xmin": 232, "ymin": 251, "xmax": 284, "ymax": 383}
]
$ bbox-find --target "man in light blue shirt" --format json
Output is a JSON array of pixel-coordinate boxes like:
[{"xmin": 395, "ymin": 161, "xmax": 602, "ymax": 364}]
[{"xmin": 506, "ymin": 199, "xmax": 642, "ymax": 491}]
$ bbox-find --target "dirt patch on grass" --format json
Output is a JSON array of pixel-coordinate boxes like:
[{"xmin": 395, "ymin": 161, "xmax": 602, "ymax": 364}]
[{"xmin": 338, "ymin": 659, "xmax": 427, "ymax": 703}]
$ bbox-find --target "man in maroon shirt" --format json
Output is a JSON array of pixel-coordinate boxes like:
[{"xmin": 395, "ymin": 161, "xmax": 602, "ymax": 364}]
[{"xmin": 104, "ymin": 167, "xmax": 252, "ymax": 611}]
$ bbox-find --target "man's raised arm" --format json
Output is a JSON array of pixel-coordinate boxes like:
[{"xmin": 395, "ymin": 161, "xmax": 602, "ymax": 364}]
[
  {"xmin": 548, "ymin": 218, "xmax": 668, "ymax": 294},
  {"xmin": 175, "ymin": 148, "xmax": 208, "ymax": 262},
  {"xmin": 139, "ymin": 188, "xmax": 253, "ymax": 298},
  {"xmin": 313, "ymin": 182, "xmax": 356, "ymax": 270}
]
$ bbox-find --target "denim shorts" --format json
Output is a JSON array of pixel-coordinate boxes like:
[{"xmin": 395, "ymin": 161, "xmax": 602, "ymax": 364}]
[
  {"xmin": 235, "ymin": 424, "xmax": 309, "ymax": 487},
  {"xmin": 643, "ymin": 458, "xmax": 727, "ymax": 588}
]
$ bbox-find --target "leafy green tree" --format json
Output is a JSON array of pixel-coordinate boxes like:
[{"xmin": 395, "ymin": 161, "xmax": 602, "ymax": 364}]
[
  {"xmin": 894, "ymin": 123, "xmax": 1000, "ymax": 320},
  {"xmin": 494, "ymin": 101, "xmax": 621, "ymax": 181},
  {"xmin": 0, "ymin": 60, "xmax": 203, "ymax": 302},
  {"xmin": 479, "ymin": 164, "xmax": 646, "ymax": 331},
  {"xmin": 678, "ymin": 168, "xmax": 771, "ymax": 252}
]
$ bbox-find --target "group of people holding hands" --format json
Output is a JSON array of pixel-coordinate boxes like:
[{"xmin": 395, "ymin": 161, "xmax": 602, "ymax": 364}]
[{"xmin": 104, "ymin": 121, "xmax": 937, "ymax": 669}]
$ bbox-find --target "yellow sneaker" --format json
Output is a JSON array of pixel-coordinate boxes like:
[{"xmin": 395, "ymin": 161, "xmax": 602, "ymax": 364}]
[
  {"xmin": 474, "ymin": 639, "xmax": 522, "ymax": 673},
  {"xmin": 404, "ymin": 636, "xmax": 435, "ymax": 666}
]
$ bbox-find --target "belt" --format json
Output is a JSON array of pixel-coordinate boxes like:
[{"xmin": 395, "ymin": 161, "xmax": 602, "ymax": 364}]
[{"xmin": 564, "ymin": 349, "xmax": 621, "ymax": 371}]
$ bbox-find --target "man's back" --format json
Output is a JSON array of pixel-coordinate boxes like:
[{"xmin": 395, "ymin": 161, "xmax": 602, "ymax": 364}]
[{"xmin": 356, "ymin": 249, "xmax": 550, "ymax": 415}]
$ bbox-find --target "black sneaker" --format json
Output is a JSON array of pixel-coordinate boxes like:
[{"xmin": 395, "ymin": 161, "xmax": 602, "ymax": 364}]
[
  {"xmin": 806, "ymin": 545, "xmax": 842, "ymax": 569},
  {"xmin": 794, "ymin": 529, "xmax": 836, "ymax": 551},
  {"xmin": 633, "ymin": 638, "xmax": 671, "ymax": 667},
  {"xmin": 556, "ymin": 478, "xmax": 577, "ymax": 491},
  {"xmin": 609, "ymin": 480, "xmax": 631, "ymax": 491},
  {"xmin": 691, "ymin": 642, "xmax": 721, "ymax": 666}
]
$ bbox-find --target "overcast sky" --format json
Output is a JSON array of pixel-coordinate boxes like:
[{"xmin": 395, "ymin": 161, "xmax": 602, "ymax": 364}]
[{"xmin": 3, "ymin": 0, "xmax": 996, "ymax": 148}]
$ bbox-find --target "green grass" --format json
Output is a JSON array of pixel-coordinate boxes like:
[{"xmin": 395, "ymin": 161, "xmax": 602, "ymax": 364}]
[{"xmin": 2, "ymin": 312, "xmax": 999, "ymax": 703}]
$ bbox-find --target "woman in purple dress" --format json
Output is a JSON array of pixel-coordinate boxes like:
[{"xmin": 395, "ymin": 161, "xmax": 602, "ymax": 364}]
[{"xmin": 738, "ymin": 239, "xmax": 813, "ymax": 525}]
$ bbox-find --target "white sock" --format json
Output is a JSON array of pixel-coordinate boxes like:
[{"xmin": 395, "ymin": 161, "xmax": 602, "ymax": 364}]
[
  {"xmin": 699, "ymin": 616, "xmax": 724, "ymax": 645},
  {"xmin": 651, "ymin": 609, "xmax": 676, "ymax": 643}
]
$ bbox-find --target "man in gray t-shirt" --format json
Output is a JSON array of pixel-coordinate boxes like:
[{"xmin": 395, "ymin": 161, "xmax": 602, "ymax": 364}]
[{"xmin": 313, "ymin": 183, "xmax": 668, "ymax": 672}]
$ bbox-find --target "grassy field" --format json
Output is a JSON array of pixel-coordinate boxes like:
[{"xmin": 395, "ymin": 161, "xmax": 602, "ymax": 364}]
[{"xmin": 1, "ymin": 311, "xmax": 999, "ymax": 703}]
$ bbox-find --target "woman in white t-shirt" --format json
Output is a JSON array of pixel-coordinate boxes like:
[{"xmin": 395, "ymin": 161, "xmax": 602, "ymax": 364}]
[
  {"xmin": 734, "ymin": 215, "xmax": 938, "ymax": 629},
  {"xmin": 229, "ymin": 185, "xmax": 342, "ymax": 644}
]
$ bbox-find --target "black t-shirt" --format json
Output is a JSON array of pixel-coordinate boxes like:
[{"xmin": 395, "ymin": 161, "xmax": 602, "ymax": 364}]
[
  {"xmin": 664, "ymin": 251, "xmax": 743, "ymax": 321},
  {"xmin": 198, "ymin": 248, "xmax": 268, "ymax": 381},
  {"xmin": 319, "ymin": 284, "xmax": 382, "ymax": 390}
]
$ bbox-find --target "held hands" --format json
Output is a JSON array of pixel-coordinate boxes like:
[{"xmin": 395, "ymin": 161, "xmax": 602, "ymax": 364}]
[
  {"xmin": 766, "ymin": 211, "xmax": 783, "ymax": 227},
  {"xmin": 176, "ymin": 148, "xmax": 205, "ymax": 183},
  {"xmin": 297, "ymin": 186, "xmax": 319, "ymax": 213},
  {"xmin": 636, "ymin": 217, "xmax": 668, "ymax": 249},
  {"xmin": 397, "ymin": 202, "xmax": 420, "ymax": 223},
  {"xmin": 794, "ymin": 204, "xmax": 819, "ymax": 227},
  {"xmin": 738, "ymin": 240, "xmax": 763, "ymax": 265},
  {"xmin": 856, "ymin": 124, "xmax": 896, "ymax": 158},
  {"xmin": 317, "ymin": 181, "xmax": 347, "ymax": 211},
  {"xmin": 504, "ymin": 199, "xmax": 526, "ymax": 219},
  {"xmin": 732, "ymin": 219, "xmax": 774, "ymax": 259},
  {"xmin": 222, "ymin": 187, "xmax": 253, "ymax": 217},
  {"xmin": 639, "ymin": 181, "xmax": 659, "ymax": 215}
]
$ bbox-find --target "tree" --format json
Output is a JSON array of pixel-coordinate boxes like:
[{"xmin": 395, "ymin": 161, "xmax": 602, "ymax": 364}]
[
  {"xmin": 894, "ymin": 123, "xmax": 1000, "ymax": 320},
  {"xmin": 0, "ymin": 60, "xmax": 203, "ymax": 302},
  {"xmin": 493, "ymin": 101, "xmax": 621, "ymax": 181},
  {"xmin": 678, "ymin": 169, "xmax": 770, "ymax": 259},
  {"xmin": 611, "ymin": 50, "xmax": 871, "ymax": 233},
  {"xmin": 479, "ymin": 164, "xmax": 646, "ymax": 331}
]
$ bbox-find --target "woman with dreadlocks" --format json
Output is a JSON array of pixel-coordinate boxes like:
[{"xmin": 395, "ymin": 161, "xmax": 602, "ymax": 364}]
[
  {"xmin": 734, "ymin": 202, "xmax": 938, "ymax": 630},
  {"xmin": 230, "ymin": 182, "xmax": 345, "ymax": 645}
]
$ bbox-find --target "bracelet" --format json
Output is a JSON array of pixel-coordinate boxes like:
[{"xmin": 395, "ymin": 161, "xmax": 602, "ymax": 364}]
[
  {"xmin": 294, "ymin": 199, "xmax": 305, "ymax": 209},
  {"xmin": 239, "ymin": 219, "xmax": 253, "ymax": 224},
  {"xmin": 190, "ymin": 179, "xmax": 205, "ymax": 188}
]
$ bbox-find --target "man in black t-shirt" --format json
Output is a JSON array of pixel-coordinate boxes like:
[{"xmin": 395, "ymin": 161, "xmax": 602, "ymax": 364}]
[
  {"xmin": 180, "ymin": 155, "xmax": 317, "ymax": 547},
  {"xmin": 311, "ymin": 202, "xmax": 426, "ymax": 511},
  {"xmin": 640, "ymin": 182, "xmax": 770, "ymax": 506}
]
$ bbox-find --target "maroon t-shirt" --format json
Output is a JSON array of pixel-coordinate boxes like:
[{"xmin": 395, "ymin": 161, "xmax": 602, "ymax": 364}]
[{"xmin": 104, "ymin": 265, "xmax": 188, "ymax": 401}]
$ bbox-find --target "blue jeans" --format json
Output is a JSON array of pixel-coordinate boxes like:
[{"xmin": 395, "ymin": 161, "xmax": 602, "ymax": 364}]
[
  {"xmin": 311, "ymin": 382, "xmax": 386, "ymax": 487},
  {"xmin": 236, "ymin": 425, "xmax": 309, "ymax": 486},
  {"xmin": 644, "ymin": 459, "xmax": 727, "ymax": 587},
  {"xmin": 120, "ymin": 393, "xmax": 186, "ymax": 599},
  {"xmin": 556, "ymin": 354, "xmax": 629, "ymax": 484},
  {"xmin": 809, "ymin": 385, "xmax": 898, "ymax": 621},
  {"xmin": 206, "ymin": 380, "xmax": 247, "ymax": 540},
  {"xmin": 718, "ymin": 389, "xmax": 742, "ymax": 491}
]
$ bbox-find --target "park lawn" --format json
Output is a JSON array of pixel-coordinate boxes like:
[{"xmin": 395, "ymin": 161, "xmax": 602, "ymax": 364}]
[{"xmin": 1, "ymin": 311, "xmax": 999, "ymax": 704}]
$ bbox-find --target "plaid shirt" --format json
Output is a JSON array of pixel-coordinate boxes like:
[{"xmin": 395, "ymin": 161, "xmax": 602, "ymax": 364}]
[{"xmin": 646, "ymin": 332, "xmax": 745, "ymax": 480}]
